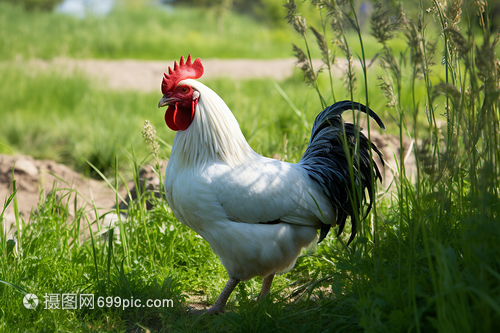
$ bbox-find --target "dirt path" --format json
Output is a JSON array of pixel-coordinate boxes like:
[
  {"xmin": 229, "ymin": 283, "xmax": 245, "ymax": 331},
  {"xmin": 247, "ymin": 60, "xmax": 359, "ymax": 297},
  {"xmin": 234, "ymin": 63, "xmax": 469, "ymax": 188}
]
[{"xmin": 24, "ymin": 57, "xmax": 331, "ymax": 92}]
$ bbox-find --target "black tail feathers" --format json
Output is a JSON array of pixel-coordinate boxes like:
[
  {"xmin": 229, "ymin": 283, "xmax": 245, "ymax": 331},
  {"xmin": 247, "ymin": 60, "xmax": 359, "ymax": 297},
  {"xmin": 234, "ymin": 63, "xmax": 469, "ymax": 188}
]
[{"xmin": 299, "ymin": 101, "xmax": 385, "ymax": 245}]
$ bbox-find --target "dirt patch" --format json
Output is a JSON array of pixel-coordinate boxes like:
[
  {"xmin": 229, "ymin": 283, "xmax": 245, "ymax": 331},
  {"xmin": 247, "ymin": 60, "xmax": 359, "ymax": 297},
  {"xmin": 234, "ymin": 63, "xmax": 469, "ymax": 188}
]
[
  {"xmin": 0, "ymin": 154, "xmax": 165, "ymax": 240},
  {"xmin": 367, "ymin": 130, "xmax": 416, "ymax": 188},
  {"xmin": 0, "ymin": 155, "xmax": 112, "ymax": 237}
]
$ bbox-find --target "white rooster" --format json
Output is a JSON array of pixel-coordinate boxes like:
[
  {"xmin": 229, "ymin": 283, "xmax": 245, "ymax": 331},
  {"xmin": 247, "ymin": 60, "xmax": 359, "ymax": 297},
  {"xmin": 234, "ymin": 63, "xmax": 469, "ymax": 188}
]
[{"xmin": 157, "ymin": 55, "xmax": 384, "ymax": 314}]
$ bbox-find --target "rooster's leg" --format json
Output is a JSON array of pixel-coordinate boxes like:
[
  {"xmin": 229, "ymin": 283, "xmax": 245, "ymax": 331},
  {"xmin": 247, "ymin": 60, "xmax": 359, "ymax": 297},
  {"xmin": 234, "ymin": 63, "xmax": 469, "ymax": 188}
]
[
  {"xmin": 258, "ymin": 273, "xmax": 275, "ymax": 299},
  {"xmin": 206, "ymin": 277, "xmax": 239, "ymax": 314}
]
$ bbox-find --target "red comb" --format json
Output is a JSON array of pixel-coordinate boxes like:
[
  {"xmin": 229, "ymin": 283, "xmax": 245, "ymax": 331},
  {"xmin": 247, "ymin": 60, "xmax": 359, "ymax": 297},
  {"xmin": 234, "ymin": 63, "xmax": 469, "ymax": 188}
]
[{"xmin": 162, "ymin": 54, "xmax": 204, "ymax": 94}]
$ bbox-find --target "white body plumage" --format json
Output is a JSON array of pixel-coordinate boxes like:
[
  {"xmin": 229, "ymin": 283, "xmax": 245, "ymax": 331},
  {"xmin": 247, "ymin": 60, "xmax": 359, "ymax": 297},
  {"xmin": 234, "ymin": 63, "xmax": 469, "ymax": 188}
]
[{"xmin": 164, "ymin": 79, "xmax": 335, "ymax": 281}]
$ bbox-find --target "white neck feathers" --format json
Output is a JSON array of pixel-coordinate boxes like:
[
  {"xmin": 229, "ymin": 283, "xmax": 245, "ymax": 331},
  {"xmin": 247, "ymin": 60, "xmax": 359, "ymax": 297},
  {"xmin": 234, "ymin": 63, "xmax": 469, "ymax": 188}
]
[{"xmin": 169, "ymin": 79, "xmax": 255, "ymax": 168}]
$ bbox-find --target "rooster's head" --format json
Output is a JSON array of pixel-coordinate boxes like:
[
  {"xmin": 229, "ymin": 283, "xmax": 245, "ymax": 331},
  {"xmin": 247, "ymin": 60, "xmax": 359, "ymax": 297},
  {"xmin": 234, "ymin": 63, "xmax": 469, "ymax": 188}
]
[{"xmin": 158, "ymin": 54, "xmax": 204, "ymax": 131}]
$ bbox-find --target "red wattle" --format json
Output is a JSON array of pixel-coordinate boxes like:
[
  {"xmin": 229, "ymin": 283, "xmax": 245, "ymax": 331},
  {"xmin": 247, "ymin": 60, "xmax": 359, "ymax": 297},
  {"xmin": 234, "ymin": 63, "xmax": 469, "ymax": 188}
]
[
  {"xmin": 165, "ymin": 105, "xmax": 179, "ymax": 131},
  {"xmin": 164, "ymin": 102, "xmax": 195, "ymax": 131}
]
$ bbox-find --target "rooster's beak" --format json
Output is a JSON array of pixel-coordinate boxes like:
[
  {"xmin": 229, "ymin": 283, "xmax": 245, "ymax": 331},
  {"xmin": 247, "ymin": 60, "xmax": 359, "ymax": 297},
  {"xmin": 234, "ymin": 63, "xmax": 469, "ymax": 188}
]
[{"xmin": 158, "ymin": 95, "xmax": 175, "ymax": 108}]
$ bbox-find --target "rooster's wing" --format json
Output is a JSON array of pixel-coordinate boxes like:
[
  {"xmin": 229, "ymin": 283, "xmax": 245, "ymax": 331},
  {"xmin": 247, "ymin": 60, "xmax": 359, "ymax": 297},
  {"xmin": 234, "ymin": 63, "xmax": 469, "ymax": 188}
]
[{"xmin": 205, "ymin": 157, "xmax": 335, "ymax": 228}]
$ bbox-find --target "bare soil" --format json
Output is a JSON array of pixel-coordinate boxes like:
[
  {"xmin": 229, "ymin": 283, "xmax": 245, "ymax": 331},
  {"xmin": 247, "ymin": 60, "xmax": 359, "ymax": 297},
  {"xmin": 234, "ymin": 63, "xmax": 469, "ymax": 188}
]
[{"xmin": 24, "ymin": 57, "xmax": 328, "ymax": 92}]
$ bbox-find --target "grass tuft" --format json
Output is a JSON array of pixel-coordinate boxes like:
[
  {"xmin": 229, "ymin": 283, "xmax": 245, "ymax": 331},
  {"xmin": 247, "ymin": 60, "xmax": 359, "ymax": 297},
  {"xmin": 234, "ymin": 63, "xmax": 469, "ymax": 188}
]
[{"xmin": 285, "ymin": 0, "xmax": 500, "ymax": 331}]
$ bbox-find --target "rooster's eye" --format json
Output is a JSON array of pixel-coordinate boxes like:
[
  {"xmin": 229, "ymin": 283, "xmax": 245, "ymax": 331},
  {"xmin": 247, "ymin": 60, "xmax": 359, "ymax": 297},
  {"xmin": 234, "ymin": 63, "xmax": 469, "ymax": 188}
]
[{"xmin": 182, "ymin": 87, "xmax": 189, "ymax": 94}]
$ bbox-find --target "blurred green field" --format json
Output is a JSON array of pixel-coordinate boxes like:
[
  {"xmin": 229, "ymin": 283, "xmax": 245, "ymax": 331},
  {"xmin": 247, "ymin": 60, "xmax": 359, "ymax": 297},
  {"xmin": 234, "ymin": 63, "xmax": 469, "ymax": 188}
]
[
  {"xmin": 0, "ymin": 2, "xmax": 292, "ymax": 60},
  {"xmin": 0, "ymin": 0, "xmax": 409, "ymax": 176},
  {"xmin": 0, "ymin": 60, "xmax": 432, "ymax": 177},
  {"xmin": 0, "ymin": 1, "xmax": 409, "ymax": 60}
]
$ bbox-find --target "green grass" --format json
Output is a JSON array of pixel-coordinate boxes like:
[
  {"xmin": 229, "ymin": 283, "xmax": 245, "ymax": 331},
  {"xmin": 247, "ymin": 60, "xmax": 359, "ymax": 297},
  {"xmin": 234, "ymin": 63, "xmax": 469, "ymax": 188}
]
[
  {"xmin": 284, "ymin": 0, "xmax": 500, "ymax": 332},
  {"xmin": 1, "ymin": 0, "xmax": 500, "ymax": 332},
  {"xmin": 0, "ymin": 2, "xmax": 296, "ymax": 60}
]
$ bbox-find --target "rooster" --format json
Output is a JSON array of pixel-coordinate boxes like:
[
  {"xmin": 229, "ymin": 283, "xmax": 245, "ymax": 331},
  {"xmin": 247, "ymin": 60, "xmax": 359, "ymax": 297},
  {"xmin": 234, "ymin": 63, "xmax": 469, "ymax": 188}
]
[{"xmin": 157, "ymin": 55, "xmax": 384, "ymax": 314}]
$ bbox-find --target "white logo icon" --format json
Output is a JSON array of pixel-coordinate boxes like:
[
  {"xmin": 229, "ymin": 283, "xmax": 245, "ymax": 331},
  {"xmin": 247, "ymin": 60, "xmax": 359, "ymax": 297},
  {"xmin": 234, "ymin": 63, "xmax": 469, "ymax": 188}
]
[{"xmin": 23, "ymin": 293, "xmax": 39, "ymax": 310}]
